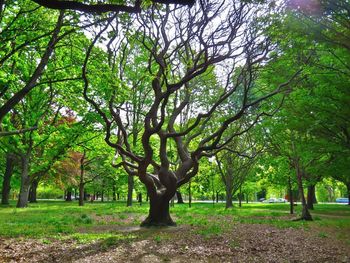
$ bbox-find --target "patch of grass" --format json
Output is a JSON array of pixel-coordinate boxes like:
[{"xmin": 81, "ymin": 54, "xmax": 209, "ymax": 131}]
[
  {"xmin": 154, "ymin": 235, "xmax": 162, "ymax": 243},
  {"xmin": 76, "ymin": 214, "xmax": 93, "ymax": 224},
  {"xmin": 196, "ymin": 224, "xmax": 223, "ymax": 238},
  {"xmin": 118, "ymin": 214, "xmax": 127, "ymax": 220},
  {"xmin": 318, "ymin": 232, "xmax": 328, "ymax": 238}
]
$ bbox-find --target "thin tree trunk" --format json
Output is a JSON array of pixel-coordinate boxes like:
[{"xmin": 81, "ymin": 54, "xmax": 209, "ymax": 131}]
[
  {"xmin": 17, "ymin": 155, "xmax": 30, "ymax": 208},
  {"xmin": 83, "ymin": 189, "xmax": 88, "ymax": 201},
  {"xmin": 225, "ymin": 185, "xmax": 233, "ymax": 209},
  {"xmin": 238, "ymin": 186, "xmax": 242, "ymax": 208},
  {"xmin": 28, "ymin": 179, "xmax": 39, "ymax": 203},
  {"xmin": 176, "ymin": 191, "xmax": 184, "ymax": 204},
  {"xmin": 66, "ymin": 189, "xmax": 72, "ymax": 201},
  {"xmin": 347, "ymin": 183, "xmax": 350, "ymax": 206},
  {"xmin": 296, "ymin": 165, "xmax": 312, "ymax": 221},
  {"xmin": 288, "ymin": 176, "xmax": 294, "ymax": 214},
  {"xmin": 79, "ymin": 183, "xmax": 84, "ymax": 206},
  {"xmin": 188, "ymin": 180, "xmax": 192, "ymax": 208},
  {"xmin": 127, "ymin": 175, "xmax": 134, "ymax": 206},
  {"xmin": 79, "ymin": 152, "xmax": 85, "ymax": 206},
  {"xmin": 307, "ymin": 184, "xmax": 316, "ymax": 210},
  {"xmin": 112, "ymin": 184, "xmax": 116, "ymax": 201},
  {"xmin": 101, "ymin": 190, "xmax": 104, "ymax": 202},
  {"xmin": 1, "ymin": 154, "xmax": 15, "ymax": 205},
  {"xmin": 138, "ymin": 193, "xmax": 142, "ymax": 205}
]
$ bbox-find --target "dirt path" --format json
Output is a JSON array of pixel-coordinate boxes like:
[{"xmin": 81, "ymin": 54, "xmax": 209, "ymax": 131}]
[{"xmin": 0, "ymin": 223, "xmax": 349, "ymax": 263}]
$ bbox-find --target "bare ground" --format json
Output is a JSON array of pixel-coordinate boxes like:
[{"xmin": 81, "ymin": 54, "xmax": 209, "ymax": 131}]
[{"xmin": 0, "ymin": 222, "xmax": 349, "ymax": 263}]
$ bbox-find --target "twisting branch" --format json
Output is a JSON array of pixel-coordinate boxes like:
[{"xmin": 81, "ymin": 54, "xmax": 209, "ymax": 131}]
[{"xmin": 32, "ymin": 0, "xmax": 195, "ymax": 14}]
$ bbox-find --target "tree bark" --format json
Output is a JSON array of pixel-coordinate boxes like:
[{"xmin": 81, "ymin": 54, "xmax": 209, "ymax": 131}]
[
  {"xmin": 238, "ymin": 186, "xmax": 242, "ymax": 208},
  {"xmin": 176, "ymin": 191, "xmax": 184, "ymax": 204},
  {"xmin": 188, "ymin": 180, "xmax": 192, "ymax": 208},
  {"xmin": 83, "ymin": 189, "xmax": 88, "ymax": 201},
  {"xmin": 307, "ymin": 184, "xmax": 316, "ymax": 210},
  {"xmin": 28, "ymin": 179, "xmax": 39, "ymax": 203},
  {"xmin": 126, "ymin": 175, "xmax": 134, "ymax": 206},
  {"xmin": 288, "ymin": 176, "xmax": 294, "ymax": 214},
  {"xmin": 225, "ymin": 185, "xmax": 233, "ymax": 209},
  {"xmin": 17, "ymin": 155, "xmax": 30, "ymax": 208},
  {"xmin": 79, "ymin": 183, "xmax": 84, "ymax": 206},
  {"xmin": 112, "ymin": 184, "xmax": 116, "ymax": 201},
  {"xmin": 296, "ymin": 165, "xmax": 312, "ymax": 221},
  {"xmin": 1, "ymin": 154, "xmax": 15, "ymax": 205},
  {"xmin": 66, "ymin": 189, "xmax": 72, "ymax": 201},
  {"xmin": 140, "ymin": 194, "xmax": 175, "ymax": 227}
]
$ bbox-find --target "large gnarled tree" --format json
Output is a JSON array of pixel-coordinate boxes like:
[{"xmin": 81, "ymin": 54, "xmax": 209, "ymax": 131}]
[{"xmin": 83, "ymin": 1, "xmax": 300, "ymax": 226}]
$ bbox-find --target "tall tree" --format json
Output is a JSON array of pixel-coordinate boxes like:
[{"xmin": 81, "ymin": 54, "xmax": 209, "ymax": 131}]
[{"xmin": 82, "ymin": 1, "xmax": 301, "ymax": 226}]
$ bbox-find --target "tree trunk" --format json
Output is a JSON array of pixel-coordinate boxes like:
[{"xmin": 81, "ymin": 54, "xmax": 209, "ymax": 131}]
[
  {"xmin": 188, "ymin": 180, "xmax": 192, "ymax": 208},
  {"xmin": 347, "ymin": 183, "xmax": 350, "ymax": 206},
  {"xmin": 225, "ymin": 185, "xmax": 233, "ymax": 209},
  {"xmin": 79, "ymin": 183, "xmax": 84, "ymax": 206},
  {"xmin": 101, "ymin": 190, "xmax": 104, "ymax": 202},
  {"xmin": 66, "ymin": 189, "xmax": 72, "ymax": 201},
  {"xmin": 112, "ymin": 184, "xmax": 116, "ymax": 201},
  {"xmin": 296, "ymin": 164, "xmax": 312, "ymax": 221},
  {"xmin": 1, "ymin": 154, "xmax": 15, "ymax": 205},
  {"xmin": 288, "ymin": 176, "xmax": 294, "ymax": 214},
  {"xmin": 176, "ymin": 191, "xmax": 184, "ymax": 204},
  {"xmin": 138, "ymin": 193, "xmax": 142, "ymax": 205},
  {"xmin": 28, "ymin": 179, "xmax": 39, "ymax": 203},
  {"xmin": 307, "ymin": 184, "xmax": 316, "ymax": 210},
  {"xmin": 140, "ymin": 194, "xmax": 175, "ymax": 227},
  {"xmin": 83, "ymin": 190, "xmax": 88, "ymax": 201},
  {"xmin": 238, "ymin": 186, "xmax": 242, "ymax": 208},
  {"xmin": 127, "ymin": 175, "xmax": 134, "ymax": 206},
  {"xmin": 17, "ymin": 155, "xmax": 30, "ymax": 208},
  {"xmin": 216, "ymin": 191, "xmax": 219, "ymax": 203}
]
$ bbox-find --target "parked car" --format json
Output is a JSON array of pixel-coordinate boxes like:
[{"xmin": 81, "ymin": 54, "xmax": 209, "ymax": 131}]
[
  {"xmin": 263, "ymin": 198, "xmax": 287, "ymax": 203},
  {"xmin": 259, "ymin": 198, "xmax": 266, "ymax": 202},
  {"xmin": 336, "ymin": 198, "xmax": 349, "ymax": 204},
  {"xmin": 263, "ymin": 198, "xmax": 277, "ymax": 203},
  {"xmin": 276, "ymin": 198, "xmax": 287, "ymax": 203}
]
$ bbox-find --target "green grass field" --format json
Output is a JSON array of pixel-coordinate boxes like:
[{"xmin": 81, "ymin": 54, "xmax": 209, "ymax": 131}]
[
  {"xmin": 0, "ymin": 201, "xmax": 349, "ymax": 243},
  {"xmin": 1, "ymin": 201, "xmax": 350, "ymax": 262}
]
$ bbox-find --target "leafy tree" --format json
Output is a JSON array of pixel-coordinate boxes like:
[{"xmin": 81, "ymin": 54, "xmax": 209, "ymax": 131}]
[{"xmin": 82, "ymin": 1, "xmax": 300, "ymax": 226}]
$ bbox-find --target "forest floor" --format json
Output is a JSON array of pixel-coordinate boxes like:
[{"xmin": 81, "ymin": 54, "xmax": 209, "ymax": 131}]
[{"xmin": 0, "ymin": 201, "xmax": 349, "ymax": 262}]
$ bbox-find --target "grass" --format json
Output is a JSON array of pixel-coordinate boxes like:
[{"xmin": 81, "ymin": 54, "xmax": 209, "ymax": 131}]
[{"xmin": 0, "ymin": 200, "xmax": 349, "ymax": 244}]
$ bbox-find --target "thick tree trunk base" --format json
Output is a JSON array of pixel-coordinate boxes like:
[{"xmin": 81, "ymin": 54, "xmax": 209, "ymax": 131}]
[
  {"xmin": 225, "ymin": 201, "xmax": 233, "ymax": 209},
  {"xmin": 140, "ymin": 216, "xmax": 176, "ymax": 227},
  {"xmin": 141, "ymin": 194, "xmax": 176, "ymax": 227}
]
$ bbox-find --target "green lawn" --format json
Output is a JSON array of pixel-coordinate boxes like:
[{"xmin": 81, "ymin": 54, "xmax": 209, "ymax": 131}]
[{"xmin": 1, "ymin": 201, "xmax": 349, "ymax": 243}]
